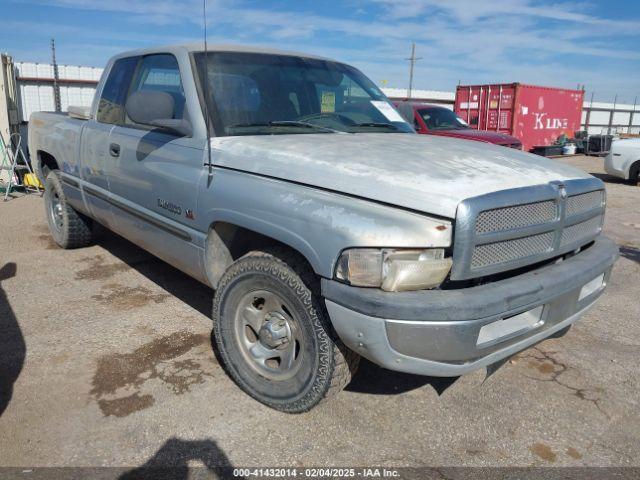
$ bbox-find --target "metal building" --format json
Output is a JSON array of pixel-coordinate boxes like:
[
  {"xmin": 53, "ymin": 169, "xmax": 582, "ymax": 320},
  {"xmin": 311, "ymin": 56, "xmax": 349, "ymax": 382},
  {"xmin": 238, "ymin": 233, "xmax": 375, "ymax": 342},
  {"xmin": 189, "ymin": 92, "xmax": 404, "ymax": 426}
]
[
  {"xmin": 582, "ymin": 98, "xmax": 640, "ymax": 135},
  {"xmin": 14, "ymin": 61, "xmax": 102, "ymax": 121},
  {"xmin": 0, "ymin": 54, "xmax": 103, "ymax": 169}
]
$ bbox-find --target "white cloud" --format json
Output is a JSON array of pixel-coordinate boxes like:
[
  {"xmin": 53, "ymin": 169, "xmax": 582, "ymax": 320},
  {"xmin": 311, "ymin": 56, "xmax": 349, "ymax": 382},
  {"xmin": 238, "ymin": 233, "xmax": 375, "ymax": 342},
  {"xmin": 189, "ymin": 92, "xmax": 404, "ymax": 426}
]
[
  {"xmin": 373, "ymin": 0, "xmax": 640, "ymax": 33},
  {"xmin": 13, "ymin": 0, "xmax": 640, "ymax": 97}
]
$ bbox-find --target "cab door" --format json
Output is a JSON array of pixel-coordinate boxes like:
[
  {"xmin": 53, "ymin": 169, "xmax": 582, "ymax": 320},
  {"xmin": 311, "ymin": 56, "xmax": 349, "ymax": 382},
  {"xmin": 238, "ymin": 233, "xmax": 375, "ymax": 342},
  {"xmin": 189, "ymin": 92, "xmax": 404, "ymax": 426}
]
[
  {"xmin": 80, "ymin": 56, "xmax": 139, "ymax": 228},
  {"xmin": 105, "ymin": 53, "xmax": 206, "ymax": 280}
]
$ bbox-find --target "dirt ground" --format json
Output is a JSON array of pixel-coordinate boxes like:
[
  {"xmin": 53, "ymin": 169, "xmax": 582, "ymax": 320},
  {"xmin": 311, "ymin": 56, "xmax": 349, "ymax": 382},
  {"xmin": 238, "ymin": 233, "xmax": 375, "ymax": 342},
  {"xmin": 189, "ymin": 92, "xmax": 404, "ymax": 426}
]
[{"xmin": 0, "ymin": 155, "xmax": 638, "ymax": 473}]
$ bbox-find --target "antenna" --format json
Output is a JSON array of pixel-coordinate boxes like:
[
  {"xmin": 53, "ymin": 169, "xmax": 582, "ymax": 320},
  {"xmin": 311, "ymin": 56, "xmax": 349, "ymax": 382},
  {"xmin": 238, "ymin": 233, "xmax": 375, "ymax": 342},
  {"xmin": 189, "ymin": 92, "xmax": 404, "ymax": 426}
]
[{"xmin": 203, "ymin": 0, "xmax": 213, "ymax": 186}]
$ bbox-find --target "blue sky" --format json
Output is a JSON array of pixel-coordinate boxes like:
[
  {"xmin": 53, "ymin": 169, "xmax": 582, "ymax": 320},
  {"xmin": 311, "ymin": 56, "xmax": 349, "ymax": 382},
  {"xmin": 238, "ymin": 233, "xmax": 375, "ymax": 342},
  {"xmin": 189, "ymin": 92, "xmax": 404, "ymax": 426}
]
[{"xmin": 2, "ymin": 0, "xmax": 639, "ymax": 103}]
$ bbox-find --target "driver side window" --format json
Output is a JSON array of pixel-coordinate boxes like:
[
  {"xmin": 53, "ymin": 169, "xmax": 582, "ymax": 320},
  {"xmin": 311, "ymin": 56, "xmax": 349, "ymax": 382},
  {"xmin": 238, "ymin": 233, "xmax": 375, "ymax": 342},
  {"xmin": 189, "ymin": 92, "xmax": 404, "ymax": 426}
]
[{"xmin": 124, "ymin": 54, "xmax": 186, "ymax": 128}]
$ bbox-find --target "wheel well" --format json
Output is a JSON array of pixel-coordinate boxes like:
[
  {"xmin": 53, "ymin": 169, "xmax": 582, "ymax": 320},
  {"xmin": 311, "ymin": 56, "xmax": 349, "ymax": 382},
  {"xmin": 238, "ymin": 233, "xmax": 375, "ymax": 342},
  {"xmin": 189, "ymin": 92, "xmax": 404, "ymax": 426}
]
[
  {"xmin": 38, "ymin": 151, "xmax": 59, "ymax": 177},
  {"xmin": 205, "ymin": 222, "xmax": 316, "ymax": 289}
]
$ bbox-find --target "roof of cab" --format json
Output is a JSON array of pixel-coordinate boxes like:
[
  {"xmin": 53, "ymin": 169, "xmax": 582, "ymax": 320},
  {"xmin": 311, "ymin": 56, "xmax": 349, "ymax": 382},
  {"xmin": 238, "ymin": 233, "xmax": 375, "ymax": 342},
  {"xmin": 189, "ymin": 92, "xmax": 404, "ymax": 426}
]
[{"xmin": 110, "ymin": 43, "xmax": 336, "ymax": 62}]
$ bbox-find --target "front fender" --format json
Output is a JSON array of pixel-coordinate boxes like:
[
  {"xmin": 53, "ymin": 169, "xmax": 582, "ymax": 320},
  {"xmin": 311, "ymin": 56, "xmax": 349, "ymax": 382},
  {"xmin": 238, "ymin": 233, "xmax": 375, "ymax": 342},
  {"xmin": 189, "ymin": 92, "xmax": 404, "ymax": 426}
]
[{"xmin": 200, "ymin": 168, "xmax": 452, "ymax": 278}]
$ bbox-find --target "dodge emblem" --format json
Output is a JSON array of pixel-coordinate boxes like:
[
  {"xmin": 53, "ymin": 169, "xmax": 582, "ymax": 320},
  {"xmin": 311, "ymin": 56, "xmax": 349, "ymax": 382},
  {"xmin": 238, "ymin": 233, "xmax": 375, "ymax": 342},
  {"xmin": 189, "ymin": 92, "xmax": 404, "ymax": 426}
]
[{"xmin": 559, "ymin": 185, "xmax": 567, "ymax": 199}]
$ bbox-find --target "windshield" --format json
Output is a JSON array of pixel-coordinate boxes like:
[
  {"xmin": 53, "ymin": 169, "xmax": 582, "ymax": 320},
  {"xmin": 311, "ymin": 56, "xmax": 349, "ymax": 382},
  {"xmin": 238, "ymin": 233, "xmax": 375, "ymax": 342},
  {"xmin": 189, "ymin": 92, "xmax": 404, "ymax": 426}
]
[
  {"xmin": 418, "ymin": 107, "xmax": 470, "ymax": 131},
  {"xmin": 193, "ymin": 52, "xmax": 413, "ymax": 136}
]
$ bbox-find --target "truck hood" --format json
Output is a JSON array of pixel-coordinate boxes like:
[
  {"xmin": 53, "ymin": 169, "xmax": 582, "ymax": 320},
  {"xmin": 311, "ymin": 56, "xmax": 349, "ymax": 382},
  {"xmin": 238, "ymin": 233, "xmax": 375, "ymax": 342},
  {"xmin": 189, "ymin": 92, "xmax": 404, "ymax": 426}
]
[{"xmin": 210, "ymin": 133, "xmax": 591, "ymax": 219}]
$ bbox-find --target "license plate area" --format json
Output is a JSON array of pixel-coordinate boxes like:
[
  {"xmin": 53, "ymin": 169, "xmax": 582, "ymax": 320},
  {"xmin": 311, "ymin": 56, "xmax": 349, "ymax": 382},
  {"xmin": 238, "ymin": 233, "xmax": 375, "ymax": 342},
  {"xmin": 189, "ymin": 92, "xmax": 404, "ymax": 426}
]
[
  {"xmin": 579, "ymin": 274, "xmax": 605, "ymax": 301},
  {"xmin": 477, "ymin": 305, "xmax": 544, "ymax": 348}
]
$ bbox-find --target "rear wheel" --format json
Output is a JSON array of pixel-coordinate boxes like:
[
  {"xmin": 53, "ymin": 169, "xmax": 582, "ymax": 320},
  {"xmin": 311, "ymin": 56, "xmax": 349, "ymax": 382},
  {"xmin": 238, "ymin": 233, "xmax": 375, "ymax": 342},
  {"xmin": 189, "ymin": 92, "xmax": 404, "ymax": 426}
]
[
  {"xmin": 212, "ymin": 249, "xmax": 359, "ymax": 413},
  {"xmin": 44, "ymin": 171, "xmax": 94, "ymax": 249},
  {"xmin": 629, "ymin": 161, "xmax": 640, "ymax": 186}
]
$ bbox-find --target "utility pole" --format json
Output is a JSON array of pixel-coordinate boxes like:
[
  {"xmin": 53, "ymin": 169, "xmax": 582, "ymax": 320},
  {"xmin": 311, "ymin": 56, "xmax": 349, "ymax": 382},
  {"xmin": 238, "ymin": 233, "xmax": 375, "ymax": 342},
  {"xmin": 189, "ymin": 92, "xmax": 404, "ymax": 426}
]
[
  {"xmin": 51, "ymin": 38, "xmax": 61, "ymax": 112},
  {"xmin": 405, "ymin": 43, "xmax": 421, "ymax": 99}
]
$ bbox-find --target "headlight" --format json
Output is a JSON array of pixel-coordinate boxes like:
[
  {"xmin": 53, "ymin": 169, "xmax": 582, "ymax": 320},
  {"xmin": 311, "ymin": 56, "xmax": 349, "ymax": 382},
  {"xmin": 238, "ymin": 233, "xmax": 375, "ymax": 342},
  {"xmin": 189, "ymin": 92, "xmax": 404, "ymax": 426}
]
[{"xmin": 335, "ymin": 248, "xmax": 452, "ymax": 292}]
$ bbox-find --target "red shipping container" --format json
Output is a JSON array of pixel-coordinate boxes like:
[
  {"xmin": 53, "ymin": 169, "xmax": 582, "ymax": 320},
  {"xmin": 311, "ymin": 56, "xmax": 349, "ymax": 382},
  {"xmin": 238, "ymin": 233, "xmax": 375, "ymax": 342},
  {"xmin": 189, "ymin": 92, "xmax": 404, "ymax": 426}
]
[{"xmin": 454, "ymin": 83, "xmax": 584, "ymax": 152}]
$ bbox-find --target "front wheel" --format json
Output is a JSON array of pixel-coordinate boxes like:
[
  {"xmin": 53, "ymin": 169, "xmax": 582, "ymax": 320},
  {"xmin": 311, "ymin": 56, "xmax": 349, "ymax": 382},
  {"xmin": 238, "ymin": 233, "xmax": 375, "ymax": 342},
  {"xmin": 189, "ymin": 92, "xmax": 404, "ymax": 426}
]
[{"xmin": 212, "ymin": 250, "xmax": 359, "ymax": 413}]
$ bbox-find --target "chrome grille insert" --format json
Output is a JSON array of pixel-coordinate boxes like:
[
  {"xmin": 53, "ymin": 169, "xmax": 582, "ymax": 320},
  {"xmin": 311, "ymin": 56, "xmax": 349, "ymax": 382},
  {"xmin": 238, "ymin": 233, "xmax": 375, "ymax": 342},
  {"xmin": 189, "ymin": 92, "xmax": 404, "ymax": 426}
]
[
  {"xmin": 475, "ymin": 200, "xmax": 556, "ymax": 234},
  {"xmin": 561, "ymin": 216, "xmax": 603, "ymax": 247},
  {"xmin": 566, "ymin": 190, "xmax": 604, "ymax": 217},
  {"xmin": 471, "ymin": 232, "xmax": 555, "ymax": 268},
  {"xmin": 451, "ymin": 178, "xmax": 606, "ymax": 280}
]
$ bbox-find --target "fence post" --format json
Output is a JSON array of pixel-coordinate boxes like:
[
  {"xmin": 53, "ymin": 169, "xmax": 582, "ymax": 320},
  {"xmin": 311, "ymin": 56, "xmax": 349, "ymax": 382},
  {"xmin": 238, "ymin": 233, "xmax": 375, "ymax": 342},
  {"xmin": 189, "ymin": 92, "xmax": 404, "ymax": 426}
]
[
  {"xmin": 584, "ymin": 92, "xmax": 594, "ymax": 133},
  {"xmin": 607, "ymin": 94, "xmax": 617, "ymax": 135}
]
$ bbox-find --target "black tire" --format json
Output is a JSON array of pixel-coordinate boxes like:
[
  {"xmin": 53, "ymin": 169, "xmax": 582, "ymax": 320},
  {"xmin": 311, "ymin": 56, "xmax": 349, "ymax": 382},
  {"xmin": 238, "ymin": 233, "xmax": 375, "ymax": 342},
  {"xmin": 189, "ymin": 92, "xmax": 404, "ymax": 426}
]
[
  {"xmin": 629, "ymin": 161, "xmax": 640, "ymax": 186},
  {"xmin": 549, "ymin": 325, "xmax": 571, "ymax": 339},
  {"xmin": 43, "ymin": 171, "xmax": 94, "ymax": 249},
  {"xmin": 212, "ymin": 249, "xmax": 359, "ymax": 413}
]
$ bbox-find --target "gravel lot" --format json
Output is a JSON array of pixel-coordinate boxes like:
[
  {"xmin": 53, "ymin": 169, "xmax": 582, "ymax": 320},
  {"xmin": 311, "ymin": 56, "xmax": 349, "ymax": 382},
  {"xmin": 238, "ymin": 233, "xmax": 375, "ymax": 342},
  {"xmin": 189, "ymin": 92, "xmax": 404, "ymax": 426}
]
[{"xmin": 0, "ymin": 155, "xmax": 638, "ymax": 472}]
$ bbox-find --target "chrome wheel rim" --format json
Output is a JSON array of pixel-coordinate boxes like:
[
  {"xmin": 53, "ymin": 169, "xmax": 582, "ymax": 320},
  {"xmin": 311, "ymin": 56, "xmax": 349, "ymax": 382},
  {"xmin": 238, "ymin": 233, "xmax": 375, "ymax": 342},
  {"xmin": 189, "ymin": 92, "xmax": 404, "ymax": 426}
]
[
  {"xmin": 234, "ymin": 290, "xmax": 302, "ymax": 380},
  {"xmin": 49, "ymin": 191, "xmax": 64, "ymax": 232}
]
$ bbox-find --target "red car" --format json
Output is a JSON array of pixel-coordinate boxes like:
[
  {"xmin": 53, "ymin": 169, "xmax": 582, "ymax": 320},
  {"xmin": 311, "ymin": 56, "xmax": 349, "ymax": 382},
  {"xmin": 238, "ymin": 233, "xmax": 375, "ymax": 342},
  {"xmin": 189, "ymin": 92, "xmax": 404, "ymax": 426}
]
[{"xmin": 394, "ymin": 101, "xmax": 522, "ymax": 149}]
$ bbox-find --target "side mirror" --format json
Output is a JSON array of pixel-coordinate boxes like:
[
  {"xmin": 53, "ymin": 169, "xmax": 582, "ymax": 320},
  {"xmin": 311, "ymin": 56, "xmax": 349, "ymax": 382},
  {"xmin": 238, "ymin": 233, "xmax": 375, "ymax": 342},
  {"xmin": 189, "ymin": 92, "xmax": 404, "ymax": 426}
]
[
  {"xmin": 125, "ymin": 91, "xmax": 192, "ymax": 137},
  {"xmin": 148, "ymin": 118, "xmax": 193, "ymax": 137}
]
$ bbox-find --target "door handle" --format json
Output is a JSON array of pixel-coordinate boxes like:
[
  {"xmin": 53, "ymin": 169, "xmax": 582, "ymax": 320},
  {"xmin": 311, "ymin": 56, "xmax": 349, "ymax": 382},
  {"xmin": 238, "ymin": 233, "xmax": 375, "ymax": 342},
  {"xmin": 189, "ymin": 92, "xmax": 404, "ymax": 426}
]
[{"xmin": 109, "ymin": 143, "xmax": 121, "ymax": 157}]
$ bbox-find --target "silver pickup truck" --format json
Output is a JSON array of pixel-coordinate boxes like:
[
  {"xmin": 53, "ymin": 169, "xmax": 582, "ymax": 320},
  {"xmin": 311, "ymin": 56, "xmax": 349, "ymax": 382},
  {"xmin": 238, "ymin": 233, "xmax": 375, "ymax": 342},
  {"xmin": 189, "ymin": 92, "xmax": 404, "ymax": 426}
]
[{"xmin": 29, "ymin": 44, "xmax": 618, "ymax": 413}]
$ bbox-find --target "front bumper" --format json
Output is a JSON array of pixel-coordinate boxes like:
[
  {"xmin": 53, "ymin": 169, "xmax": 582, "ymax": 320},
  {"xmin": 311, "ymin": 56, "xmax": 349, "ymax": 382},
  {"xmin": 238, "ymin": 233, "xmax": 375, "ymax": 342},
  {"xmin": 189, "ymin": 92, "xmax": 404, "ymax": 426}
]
[{"xmin": 322, "ymin": 236, "xmax": 618, "ymax": 376}]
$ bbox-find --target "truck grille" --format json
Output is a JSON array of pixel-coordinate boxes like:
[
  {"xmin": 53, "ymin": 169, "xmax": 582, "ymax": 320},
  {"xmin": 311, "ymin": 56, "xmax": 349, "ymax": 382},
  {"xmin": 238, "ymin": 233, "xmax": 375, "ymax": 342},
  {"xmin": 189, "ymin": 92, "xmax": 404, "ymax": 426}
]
[
  {"xmin": 451, "ymin": 178, "xmax": 605, "ymax": 280},
  {"xmin": 566, "ymin": 190, "xmax": 604, "ymax": 217},
  {"xmin": 560, "ymin": 216, "xmax": 603, "ymax": 247},
  {"xmin": 475, "ymin": 200, "xmax": 556, "ymax": 234},
  {"xmin": 471, "ymin": 232, "xmax": 555, "ymax": 269}
]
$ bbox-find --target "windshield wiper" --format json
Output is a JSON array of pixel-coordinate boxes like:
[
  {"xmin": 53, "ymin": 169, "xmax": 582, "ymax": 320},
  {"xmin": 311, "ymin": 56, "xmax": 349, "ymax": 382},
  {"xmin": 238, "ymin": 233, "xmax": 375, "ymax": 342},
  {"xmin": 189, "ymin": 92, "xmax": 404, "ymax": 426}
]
[
  {"xmin": 352, "ymin": 122, "xmax": 399, "ymax": 131},
  {"xmin": 269, "ymin": 121, "xmax": 344, "ymax": 133},
  {"xmin": 226, "ymin": 121, "xmax": 342, "ymax": 133}
]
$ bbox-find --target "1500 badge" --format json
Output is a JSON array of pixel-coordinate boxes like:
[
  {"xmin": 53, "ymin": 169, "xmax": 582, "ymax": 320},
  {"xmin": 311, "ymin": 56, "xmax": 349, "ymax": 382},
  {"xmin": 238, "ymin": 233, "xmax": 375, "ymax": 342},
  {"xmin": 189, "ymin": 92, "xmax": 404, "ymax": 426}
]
[{"xmin": 157, "ymin": 198, "xmax": 182, "ymax": 215}]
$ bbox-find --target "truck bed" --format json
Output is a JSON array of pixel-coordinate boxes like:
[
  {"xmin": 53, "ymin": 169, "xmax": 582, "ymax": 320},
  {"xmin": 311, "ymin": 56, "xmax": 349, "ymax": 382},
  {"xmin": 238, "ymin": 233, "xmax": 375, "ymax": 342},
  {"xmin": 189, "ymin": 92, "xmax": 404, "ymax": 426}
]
[{"xmin": 28, "ymin": 111, "xmax": 86, "ymax": 180}]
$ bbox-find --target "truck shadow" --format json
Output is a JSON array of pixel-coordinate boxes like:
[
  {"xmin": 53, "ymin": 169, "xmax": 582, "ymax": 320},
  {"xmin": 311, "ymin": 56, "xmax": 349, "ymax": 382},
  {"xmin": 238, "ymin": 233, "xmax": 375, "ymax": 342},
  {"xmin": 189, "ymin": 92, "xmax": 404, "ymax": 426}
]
[
  {"xmin": 589, "ymin": 172, "xmax": 632, "ymax": 185},
  {"xmin": 620, "ymin": 245, "xmax": 640, "ymax": 264},
  {"xmin": 346, "ymin": 359, "xmax": 458, "ymax": 396},
  {"xmin": 118, "ymin": 437, "xmax": 238, "ymax": 480},
  {"xmin": 96, "ymin": 231, "xmax": 213, "ymax": 317},
  {"xmin": 0, "ymin": 262, "xmax": 26, "ymax": 418}
]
